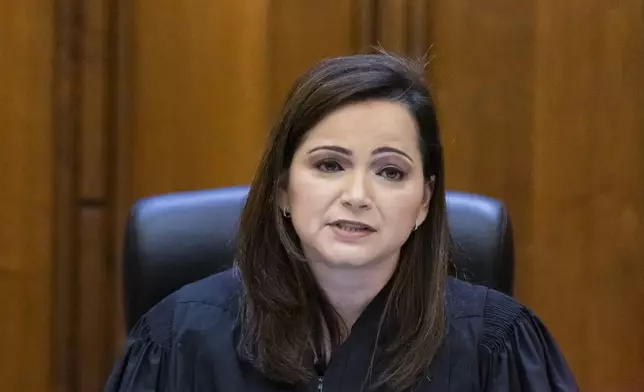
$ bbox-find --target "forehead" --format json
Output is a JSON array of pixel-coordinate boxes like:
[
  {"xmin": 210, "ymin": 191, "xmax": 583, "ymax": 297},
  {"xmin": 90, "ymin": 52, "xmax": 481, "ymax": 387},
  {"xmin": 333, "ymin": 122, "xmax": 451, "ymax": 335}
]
[{"xmin": 298, "ymin": 100, "xmax": 420, "ymax": 153}]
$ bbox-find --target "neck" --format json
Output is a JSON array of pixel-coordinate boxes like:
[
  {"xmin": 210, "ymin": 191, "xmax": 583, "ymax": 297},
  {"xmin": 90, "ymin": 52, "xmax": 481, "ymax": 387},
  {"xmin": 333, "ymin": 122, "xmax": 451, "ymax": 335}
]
[{"xmin": 308, "ymin": 254, "xmax": 398, "ymax": 329}]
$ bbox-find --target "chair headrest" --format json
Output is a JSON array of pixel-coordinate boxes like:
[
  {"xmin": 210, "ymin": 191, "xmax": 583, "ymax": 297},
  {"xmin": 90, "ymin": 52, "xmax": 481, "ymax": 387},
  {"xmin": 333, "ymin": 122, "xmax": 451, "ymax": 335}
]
[{"xmin": 123, "ymin": 186, "xmax": 514, "ymax": 329}]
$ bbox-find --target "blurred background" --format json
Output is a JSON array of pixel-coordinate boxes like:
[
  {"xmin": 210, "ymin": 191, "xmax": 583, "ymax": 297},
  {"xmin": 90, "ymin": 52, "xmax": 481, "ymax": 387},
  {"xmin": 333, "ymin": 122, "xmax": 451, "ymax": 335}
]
[{"xmin": 1, "ymin": 0, "xmax": 643, "ymax": 391}]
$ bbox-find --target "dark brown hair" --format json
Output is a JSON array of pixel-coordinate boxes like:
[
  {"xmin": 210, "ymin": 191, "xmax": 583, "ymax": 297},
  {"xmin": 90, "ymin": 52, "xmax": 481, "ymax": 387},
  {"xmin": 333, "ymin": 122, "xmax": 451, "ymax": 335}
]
[{"xmin": 235, "ymin": 52, "xmax": 450, "ymax": 391}]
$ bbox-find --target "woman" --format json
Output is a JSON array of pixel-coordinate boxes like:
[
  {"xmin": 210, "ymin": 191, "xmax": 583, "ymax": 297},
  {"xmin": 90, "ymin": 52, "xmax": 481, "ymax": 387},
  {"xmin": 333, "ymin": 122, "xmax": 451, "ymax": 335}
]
[{"xmin": 103, "ymin": 53, "xmax": 578, "ymax": 391}]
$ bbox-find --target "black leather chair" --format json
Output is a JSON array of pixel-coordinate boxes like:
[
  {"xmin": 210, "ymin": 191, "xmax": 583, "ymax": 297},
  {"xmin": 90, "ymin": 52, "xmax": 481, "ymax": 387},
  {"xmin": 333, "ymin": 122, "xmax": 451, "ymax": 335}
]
[{"xmin": 123, "ymin": 186, "xmax": 514, "ymax": 330}]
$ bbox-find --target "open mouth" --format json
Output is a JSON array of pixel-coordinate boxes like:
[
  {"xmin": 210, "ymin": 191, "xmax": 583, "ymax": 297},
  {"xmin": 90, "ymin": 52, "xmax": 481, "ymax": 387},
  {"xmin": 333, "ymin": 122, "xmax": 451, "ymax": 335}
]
[{"xmin": 330, "ymin": 220, "xmax": 376, "ymax": 233}]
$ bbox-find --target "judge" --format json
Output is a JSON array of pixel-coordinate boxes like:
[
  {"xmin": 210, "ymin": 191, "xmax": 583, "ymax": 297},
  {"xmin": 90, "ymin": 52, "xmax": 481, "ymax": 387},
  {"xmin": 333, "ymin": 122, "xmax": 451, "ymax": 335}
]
[{"xmin": 103, "ymin": 53, "xmax": 579, "ymax": 391}]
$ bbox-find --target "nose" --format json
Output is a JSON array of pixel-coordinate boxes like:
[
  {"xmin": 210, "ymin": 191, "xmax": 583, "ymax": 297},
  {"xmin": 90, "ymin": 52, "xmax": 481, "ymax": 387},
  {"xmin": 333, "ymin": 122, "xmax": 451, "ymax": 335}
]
[{"xmin": 340, "ymin": 171, "xmax": 372, "ymax": 211}]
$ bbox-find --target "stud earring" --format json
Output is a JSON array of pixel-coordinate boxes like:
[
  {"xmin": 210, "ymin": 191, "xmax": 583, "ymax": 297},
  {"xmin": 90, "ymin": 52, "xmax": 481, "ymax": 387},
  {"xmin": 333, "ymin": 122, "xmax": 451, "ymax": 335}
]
[{"xmin": 282, "ymin": 208, "xmax": 291, "ymax": 218}]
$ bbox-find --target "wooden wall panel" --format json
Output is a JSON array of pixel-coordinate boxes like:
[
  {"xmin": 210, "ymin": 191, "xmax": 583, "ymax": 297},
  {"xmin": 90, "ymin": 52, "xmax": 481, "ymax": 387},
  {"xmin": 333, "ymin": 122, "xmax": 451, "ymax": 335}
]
[
  {"xmin": 377, "ymin": 0, "xmax": 408, "ymax": 53},
  {"xmin": 127, "ymin": 0, "xmax": 268, "ymax": 198},
  {"xmin": 51, "ymin": 0, "xmax": 117, "ymax": 391},
  {"xmin": 52, "ymin": 0, "xmax": 78, "ymax": 387},
  {"xmin": 533, "ymin": 1, "xmax": 644, "ymax": 389},
  {"xmin": 374, "ymin": 0, "xmax": 428, "ymax": 60},
  {"xmin": 77, "ymin": 208, "xmax": 109, "ymax": 392},
  {"xmin": 268, "ymin": 0, "xmax": 366, "ymax": 116},
  {"xmin": 426, "ymin": 0, "xmax": 536, "ymax": 307},
  {"xmin": 130, "ymin": 0, "xmax": 267, "ymax": 197},
  {"xmin": 79, "ymin": 0, "xmax": 109, "ymax": 201},
  {"xmin": 0, "ymin": 1, "xmax": 54, "ymax": 392},
  {"xmin": 110, "ymin": 0, "xmax": 134, "ymax": 361},
  {"xmin": 124, "ymin": 0, "xmax": 372, "ymax": 201},
  {"xmin": 427, "ymin": 0, "xmax": 644, "ymax": 390}
]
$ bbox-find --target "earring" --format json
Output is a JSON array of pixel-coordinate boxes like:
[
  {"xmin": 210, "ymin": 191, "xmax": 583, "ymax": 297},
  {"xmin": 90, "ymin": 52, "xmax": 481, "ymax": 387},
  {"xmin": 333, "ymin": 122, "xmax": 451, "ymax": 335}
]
[
  {"xmin": 282, "ymin": 208, "xmax": 291, "ymax": 218},
  {"xmin": 413, "ymin": 222, "xmax": 419, "ymax": 231}
]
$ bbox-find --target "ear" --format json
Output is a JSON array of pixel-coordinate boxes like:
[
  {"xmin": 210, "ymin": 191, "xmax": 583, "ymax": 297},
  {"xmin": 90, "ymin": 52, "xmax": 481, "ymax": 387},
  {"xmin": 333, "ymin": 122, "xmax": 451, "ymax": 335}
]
[{"xmin": 415, "ymin": 175, "xmax": 435, "ymax": 228}]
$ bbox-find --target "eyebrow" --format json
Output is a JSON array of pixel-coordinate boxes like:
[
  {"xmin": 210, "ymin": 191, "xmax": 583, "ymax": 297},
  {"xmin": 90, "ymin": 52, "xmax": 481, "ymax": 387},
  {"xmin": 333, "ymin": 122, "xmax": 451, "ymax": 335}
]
[{"xmin": 307, "ymin": 145, "xmax": 414, "ymax": 163}]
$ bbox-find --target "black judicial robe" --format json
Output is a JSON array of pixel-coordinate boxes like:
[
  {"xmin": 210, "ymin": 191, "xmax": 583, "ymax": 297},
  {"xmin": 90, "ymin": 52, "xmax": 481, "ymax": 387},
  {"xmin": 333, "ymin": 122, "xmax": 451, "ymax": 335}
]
[{"xmin": 103, "ymin": 269, "xmax": 579, "ymax": 392}]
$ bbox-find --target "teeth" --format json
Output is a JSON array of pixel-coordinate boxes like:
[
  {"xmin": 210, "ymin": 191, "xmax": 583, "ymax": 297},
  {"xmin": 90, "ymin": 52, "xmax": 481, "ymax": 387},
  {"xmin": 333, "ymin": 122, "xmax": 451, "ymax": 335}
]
[{"xmin": 336, "ymin": 223, "xmax": 368, "ymax": 231}]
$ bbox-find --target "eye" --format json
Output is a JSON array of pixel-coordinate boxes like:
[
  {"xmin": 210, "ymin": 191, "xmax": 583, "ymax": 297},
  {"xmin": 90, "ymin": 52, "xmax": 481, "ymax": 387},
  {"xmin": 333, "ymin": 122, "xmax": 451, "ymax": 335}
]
[
  {"xmin": 378, "ymin": 167, "xmax": 406, "ymax": 181},
  {"xmin": 315, "ymin": 159, "xmax": 343, "ymax": 173}
]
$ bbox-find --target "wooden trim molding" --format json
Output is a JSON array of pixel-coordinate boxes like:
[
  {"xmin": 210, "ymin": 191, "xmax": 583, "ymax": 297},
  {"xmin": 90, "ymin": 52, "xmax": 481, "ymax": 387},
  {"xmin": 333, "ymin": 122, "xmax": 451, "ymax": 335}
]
[
  {"xmin": 109, "ymin": 0, "xmax": 135, "ymax": 355},
  {"xmin": 352, "ymin": 0, "xmax": 377, "ymax": 52},
  {"xmin": 52, "ymin": 0, "xmax": 81, "ymax": 390},
  {"xmin": 373, "ymin": 0, "xmax": 429, "ymax": 58},
  {"xmin": 52, "ymin": 0, "xmax": 125, "ymax": 390}
]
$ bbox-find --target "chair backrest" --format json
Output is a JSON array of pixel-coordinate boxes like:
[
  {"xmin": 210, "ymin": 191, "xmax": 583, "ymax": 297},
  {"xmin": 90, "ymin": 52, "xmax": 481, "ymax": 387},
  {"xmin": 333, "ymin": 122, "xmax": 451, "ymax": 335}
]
[{"xmin": 123, "ymin": 186, "xmax": 514, "ymax": 330}]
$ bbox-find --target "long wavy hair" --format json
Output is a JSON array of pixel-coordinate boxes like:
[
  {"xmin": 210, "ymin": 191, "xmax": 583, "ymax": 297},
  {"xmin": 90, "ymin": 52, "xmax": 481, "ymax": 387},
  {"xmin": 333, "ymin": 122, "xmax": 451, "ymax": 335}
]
[{"xmin": 234, "ymin": 53, "xmax": 450, "ymax": 391}]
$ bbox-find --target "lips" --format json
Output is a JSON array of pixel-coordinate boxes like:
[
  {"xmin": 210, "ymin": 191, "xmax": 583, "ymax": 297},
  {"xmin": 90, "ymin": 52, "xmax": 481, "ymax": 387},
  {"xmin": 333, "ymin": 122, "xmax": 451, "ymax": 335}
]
[{"xmin": 329, "ymin": 219, "xmax": 376, "ymax": 232}]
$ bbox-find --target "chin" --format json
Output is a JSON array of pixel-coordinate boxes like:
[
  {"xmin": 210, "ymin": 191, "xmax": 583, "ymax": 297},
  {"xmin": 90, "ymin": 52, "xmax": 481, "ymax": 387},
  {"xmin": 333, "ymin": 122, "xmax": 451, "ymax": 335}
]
[
  {"xmin": 317, "ymin": 248, "xmax": 382, "ymax": 268},
  {"xmin": 321, "ymin": 257, "xmax": 372, "ymax": 268}
]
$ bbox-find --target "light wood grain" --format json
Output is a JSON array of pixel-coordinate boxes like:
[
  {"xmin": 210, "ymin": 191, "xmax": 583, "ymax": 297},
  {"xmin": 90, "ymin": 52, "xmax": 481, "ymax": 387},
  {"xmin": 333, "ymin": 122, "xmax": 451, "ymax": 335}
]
[
  {"xmin": 79, "ymin": 0, "xmax": 109, "ymax": 201},
  {"xmin": 0, "ymin": 1, "xmax": 54, "ymax": 391},
  {"xmin": 129, "ymin": 0, "xmax": 270, "ymax": 197},
  {"xmin": 77, "ymin": 208, "xmax": 110, "ymax": 392},
  {"xmin": 533, "ymin": 0, "xmax": 644, "ymax": 389},
  {"xmin": 428, "ymin": 0, "xmax": 644, "ymax": 390}
]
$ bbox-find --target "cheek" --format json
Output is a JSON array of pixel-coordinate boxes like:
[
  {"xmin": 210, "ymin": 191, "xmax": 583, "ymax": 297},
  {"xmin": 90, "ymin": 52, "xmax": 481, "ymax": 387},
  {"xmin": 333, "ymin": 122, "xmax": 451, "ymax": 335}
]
[
  {"xmin": 288, "ymin": 173, "xmax": 334, "ymax": 227},
  {"xmin": 379, "ymin": 191, "xmax": 424, "ymax": 225}
]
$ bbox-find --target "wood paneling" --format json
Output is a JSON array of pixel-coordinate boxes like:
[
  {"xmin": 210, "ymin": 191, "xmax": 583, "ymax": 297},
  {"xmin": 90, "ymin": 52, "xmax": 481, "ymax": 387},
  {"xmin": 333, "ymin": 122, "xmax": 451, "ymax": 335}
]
[
  {"xmin": 377, "ymin": 0, "xmax": 408, "ymax": 53},
  {"xmin": 427, "ymin": 0, "xmax": 536, "ymax": 291},
  {"xmin": 268, "ymin": 0, "xmax": 365, "ymax": 116},
  {"xmin": 77, "ymin": 208, "xmax": 110, "ymax": 392},
  {"xmin": 75, "ymin": 2, "xmax": 117, "ymax": 391},
  {"xmin": 125, "ymin": 0, "xmax": 371, "ymax": 201},
  {"xmin": 79, "ymin": 0, "xmax": 109, "ymax": 201},
  {"xmin": 52, "ymin": 1, "xmax": 82, "ymax": 391},
  {"xmin": 51, "ymin": 0, "xmax": 118, "ymax": 391},
  {"xmin": 128, "ymin": 0, "xmax": 270, "ymax": 197},
  {"xmin": 533, "ymin": 1, "xmax": 644, "ymax": 389},
  {"xmin": 428, "ymin": 0, "xmax": 644, "ymax": 390},
  {"xmin": 375, "ymin": 0, "xmax": 428, "ymax": 58},
  {"xmin": 110, "ymin": 0, "xmax": 134, "ymax": 364},
  {"xmin": 0, "ymin": 1, "xmax": 54, "ymax": 392}
]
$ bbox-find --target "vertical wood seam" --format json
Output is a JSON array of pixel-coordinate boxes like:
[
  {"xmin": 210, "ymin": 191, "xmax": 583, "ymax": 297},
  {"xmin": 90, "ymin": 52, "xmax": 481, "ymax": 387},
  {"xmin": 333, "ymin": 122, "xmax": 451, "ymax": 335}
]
[
  {"xmin": 110, "ymin": 0, "xmax": 136, "ymax": 362},
  {"xmin": 52, "ymin": 0, "xmax": 82, "ymax": 391}
]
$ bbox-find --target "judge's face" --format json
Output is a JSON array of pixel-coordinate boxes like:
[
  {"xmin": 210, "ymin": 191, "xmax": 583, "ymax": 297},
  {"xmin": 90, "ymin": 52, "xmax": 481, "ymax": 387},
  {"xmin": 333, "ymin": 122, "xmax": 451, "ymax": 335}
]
[{"xmin": 281, "ymin": 100, "xmax": 431, "ymax": 271}]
